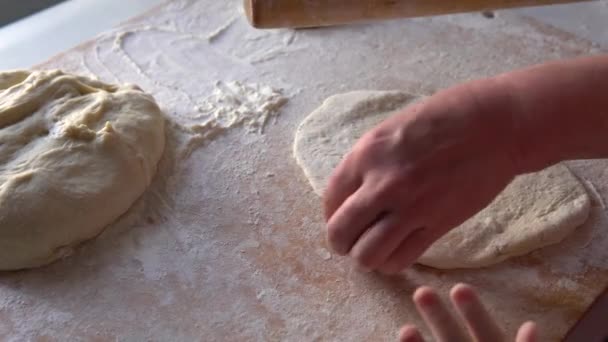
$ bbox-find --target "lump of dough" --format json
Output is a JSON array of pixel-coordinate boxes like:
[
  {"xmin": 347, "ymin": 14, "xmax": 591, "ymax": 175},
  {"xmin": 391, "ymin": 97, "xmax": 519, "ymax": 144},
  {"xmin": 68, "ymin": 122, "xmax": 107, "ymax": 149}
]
[
  {"xmin": 293, "ymin": 90, "xmax": 591, "ymax": 269},
  {"xmin": 0, "ymin": 70, "xmax": 165, "ymax": 270}
]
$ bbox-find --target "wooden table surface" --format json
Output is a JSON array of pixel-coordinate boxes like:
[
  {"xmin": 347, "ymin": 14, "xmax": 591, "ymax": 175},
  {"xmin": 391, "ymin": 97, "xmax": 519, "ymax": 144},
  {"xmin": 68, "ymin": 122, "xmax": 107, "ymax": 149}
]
[{"xmin": 1, "ymin": 0, "xmax": 607, "ymax": 340}]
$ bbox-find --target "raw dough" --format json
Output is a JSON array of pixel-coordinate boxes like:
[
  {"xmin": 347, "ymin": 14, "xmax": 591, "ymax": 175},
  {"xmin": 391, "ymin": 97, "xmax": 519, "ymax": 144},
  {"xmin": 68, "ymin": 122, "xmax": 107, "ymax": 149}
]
[
  {"xmin": 0, "ymin": 70, "xmax": 165, "ymax": 270},
  {"xmin": 294, "ymin": 90, "xmax": 591, "ymax": 269},
  {"xmin": 419, "ymin": 164, "xmax": 590, "ymax": 268},
  {"xmin": 294, "ymin": 90, "xmax": 422, "ymax": 195}
]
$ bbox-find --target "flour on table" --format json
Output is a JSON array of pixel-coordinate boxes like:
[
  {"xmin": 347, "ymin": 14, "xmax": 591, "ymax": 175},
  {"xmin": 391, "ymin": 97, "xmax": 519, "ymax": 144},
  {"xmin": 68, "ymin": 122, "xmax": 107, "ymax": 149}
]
[
  {"xmin": 193, "ymin": 80, "xmax": 286, "ymax": 133},
  {"xmin": 293, "ymin": 90, "xmax": 591, "ymax": 269},
  {"xmin": 0, "ymin": 69, "xmax": 165, "ymax": 270},
  {"xmin": 182, "ymin": 80, "xmax": 287, "ymax": 155}
]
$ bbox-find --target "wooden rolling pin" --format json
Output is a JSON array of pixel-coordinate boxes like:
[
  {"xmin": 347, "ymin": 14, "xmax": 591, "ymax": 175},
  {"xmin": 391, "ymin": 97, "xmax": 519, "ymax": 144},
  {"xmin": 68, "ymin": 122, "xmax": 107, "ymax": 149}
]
[{"xmin": 244, "ymin": 0, "xmax": 592, "ymax": 28}]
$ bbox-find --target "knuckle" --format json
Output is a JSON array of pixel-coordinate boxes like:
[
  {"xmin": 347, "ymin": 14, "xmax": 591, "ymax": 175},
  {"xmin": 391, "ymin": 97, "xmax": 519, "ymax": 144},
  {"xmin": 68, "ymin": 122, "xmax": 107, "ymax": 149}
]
[
  {"xmin": 370, "ymin": 170, "xmax": 405, "ymax": 200},
  {"xmin": 358, "ymin": 127, "xmax": 391, "ymax": 155},
  {"xmin": 349, "ymin": 194, "xmax": 373, "ymax": 213},
  {"xmin": 362, "ymin": 125, "xmax": 387, "ymax": 142}
]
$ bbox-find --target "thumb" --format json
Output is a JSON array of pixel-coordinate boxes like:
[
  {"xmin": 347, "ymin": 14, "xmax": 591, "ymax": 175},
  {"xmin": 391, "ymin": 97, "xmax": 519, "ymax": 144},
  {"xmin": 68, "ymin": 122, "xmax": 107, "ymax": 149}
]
[{"xmin": 515, "ymin": 321, "xmax": 537, "ymax": 342}]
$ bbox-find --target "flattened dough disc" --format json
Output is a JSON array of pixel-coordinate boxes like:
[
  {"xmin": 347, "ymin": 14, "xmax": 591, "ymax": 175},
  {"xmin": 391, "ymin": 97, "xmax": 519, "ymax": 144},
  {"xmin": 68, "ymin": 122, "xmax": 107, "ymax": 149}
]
[{"xmin": 293, "ymin": 90, "xmax": 591, "ymax": 269}]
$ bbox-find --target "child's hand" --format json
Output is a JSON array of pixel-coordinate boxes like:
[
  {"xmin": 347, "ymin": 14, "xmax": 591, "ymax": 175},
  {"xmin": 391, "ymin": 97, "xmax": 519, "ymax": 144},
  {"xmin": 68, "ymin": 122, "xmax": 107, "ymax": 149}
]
[{"xmin": 400, "ymin": 283, "xmax": 536, "ymax": 342}]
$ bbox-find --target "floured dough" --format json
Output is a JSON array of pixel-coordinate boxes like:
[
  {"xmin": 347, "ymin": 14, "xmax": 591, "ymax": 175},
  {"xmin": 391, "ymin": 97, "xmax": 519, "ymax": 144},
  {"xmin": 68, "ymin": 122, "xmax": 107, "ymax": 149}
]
[
  {"xmin": 294, "ymin": 91, "xmax": 422, "ymax": 195},
  {"xmin": 418, "ymin": 164, "xmax": 590, "ymax": 268},
  {"xmin": 0, "ymin": 70, "xmax": 165, "ymax": 270},
  {"xmin": 294, "ymin": 90, "xmax": 591, "ymax": 269}
]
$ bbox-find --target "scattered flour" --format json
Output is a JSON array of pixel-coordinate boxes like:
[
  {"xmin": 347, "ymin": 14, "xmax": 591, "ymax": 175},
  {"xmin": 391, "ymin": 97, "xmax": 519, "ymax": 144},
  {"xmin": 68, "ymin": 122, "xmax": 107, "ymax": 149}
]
[{"xmin": 193, "ymin": 80, "xmax": 287, "ymax": 133}]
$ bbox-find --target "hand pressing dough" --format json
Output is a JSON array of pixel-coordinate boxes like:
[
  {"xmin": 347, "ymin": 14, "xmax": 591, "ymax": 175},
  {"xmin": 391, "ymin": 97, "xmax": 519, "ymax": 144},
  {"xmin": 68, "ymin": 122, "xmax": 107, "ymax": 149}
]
[
  {"xmin": 294, "ymin": 91, "xmax": 422, "ymax": 195},
  {"xmin": 293, "ymin": 90, "xmax": 591, "ymax": 269},
  {"xmin": 0, "ymin": 70, "xmax": 165, "ymax": 270}
]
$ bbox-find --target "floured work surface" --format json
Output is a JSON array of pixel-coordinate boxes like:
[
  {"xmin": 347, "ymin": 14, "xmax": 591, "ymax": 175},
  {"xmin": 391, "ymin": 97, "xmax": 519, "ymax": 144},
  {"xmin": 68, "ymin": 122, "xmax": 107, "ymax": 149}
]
[{"xmin": 1, "ymin": 0, "xmax": 608, "ymax": 340}]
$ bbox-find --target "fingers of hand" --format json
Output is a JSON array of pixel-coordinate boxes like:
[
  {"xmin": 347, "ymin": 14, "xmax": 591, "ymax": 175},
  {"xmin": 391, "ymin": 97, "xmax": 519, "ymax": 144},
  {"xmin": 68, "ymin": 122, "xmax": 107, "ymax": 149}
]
[
  {"xmin": 349, "ymin": 212, "xmax": 417, "ymax": 271},
  {"xmin": 323, "ymin": 153, "xmax": 362, "ymax": 221},
  {"xmin": 399, "ymin": 325, "xmax": 425, "ymax": 342},
  {"xmin": 413, "ymin": 286, "xmax": 469, "ymax": 342},
  {"xmin": 379, "ymin": 227, "xmax": 437, "ymax": 274},
  {"xmin": 449, "ymin": 283, "xmax": 504, "ymax": 342},
  {"xmin": 326, "ymin": 181, "xmax": 386, "ymax": 255},
  {"xmin": 515, "ymin": 321, "xmax": 537, "ymax": 342}
]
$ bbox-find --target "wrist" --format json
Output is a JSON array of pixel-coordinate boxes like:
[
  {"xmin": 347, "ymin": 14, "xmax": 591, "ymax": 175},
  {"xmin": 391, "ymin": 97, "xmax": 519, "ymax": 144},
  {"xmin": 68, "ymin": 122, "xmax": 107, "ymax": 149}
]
[
  {"xmin": 491, "ymin": 73, "xmax": 560, "ymax": 174},
  {"xmin": 463, "ymin": 77, "xmax": 536, "ymax": 175},
  {"xmin": 495, "ymin": 55, "xmax": 608, "ymax": 172}
]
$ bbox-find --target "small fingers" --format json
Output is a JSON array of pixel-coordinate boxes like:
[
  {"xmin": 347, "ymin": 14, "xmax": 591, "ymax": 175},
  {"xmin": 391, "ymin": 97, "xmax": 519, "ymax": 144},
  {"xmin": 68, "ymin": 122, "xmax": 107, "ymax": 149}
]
[
  {"xmin": 399, "ymin": 325, "xmax": 425, "ymax": 342},
  {"xmin": 449, "ymin": 283, "xmax": 504, "ymax": 342},
  {"xmin": 323, "ymin": 152, "xmax": 362, "ymax": 221},
  {"xmin": 326, "ymin": 181, "xmax": 386, "ymax": 255},
  {"xmin": 515, "ymin": 321, "xmax": 537, "ymax": 342},
  {"xmin": 413, "ymin": 286, "xmax": 469, "ymax": 342}
]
